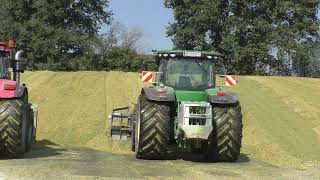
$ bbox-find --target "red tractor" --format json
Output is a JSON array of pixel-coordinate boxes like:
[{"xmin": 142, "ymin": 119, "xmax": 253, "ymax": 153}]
[{"xmin": 0, "ymin": 41, "xmax": 37, "ymax": 158}]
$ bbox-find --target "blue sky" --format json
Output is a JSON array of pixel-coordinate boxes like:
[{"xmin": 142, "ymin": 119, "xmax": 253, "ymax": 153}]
[
  {"xmin": 105, "ymin": 2, "xmax": 320, "ymax": 52},
  {"xmin": 103, "ymin": 0, "xmax": 174, "ymax": 51}
]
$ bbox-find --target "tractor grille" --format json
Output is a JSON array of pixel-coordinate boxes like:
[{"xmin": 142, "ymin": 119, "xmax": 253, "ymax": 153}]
[
  {"xmin": 178, "ymin": 102, "xmax": 212, "ymax": 126},
  {"xmin": 189, "ymin": 106, "xmax": 207, "ymax": 115},
  {"xmin": 189, "ymin": 118, "xmax": 206, "ymax": 126}
]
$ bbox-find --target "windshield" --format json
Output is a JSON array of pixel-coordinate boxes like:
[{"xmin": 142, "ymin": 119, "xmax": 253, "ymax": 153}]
[{"xmin": 164, "ymin": 58, "xmax": 215, "ymax": 90}]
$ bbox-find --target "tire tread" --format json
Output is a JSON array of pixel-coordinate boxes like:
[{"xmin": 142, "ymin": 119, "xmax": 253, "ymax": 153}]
[
  {"xmin": 210, "ymin": 103, "xmax": 243, "ymax": 162},
  {"xmin": 0, "ymin": 99, "xmax": 26, "ymax": 158},
  {"xmin": 136, "ymin": 95, "xmax": 171, "ymax": 159}
]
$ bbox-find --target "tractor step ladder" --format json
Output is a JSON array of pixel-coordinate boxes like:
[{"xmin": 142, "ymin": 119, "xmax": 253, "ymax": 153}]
[{"xmin": 109, "ymin": 107, "xmax": 132, "ymax": 141}]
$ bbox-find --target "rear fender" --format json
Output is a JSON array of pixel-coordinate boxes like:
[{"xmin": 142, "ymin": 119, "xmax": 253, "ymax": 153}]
[
  {"xmin": 208, "ymin": 92, "xmax": 238, "ymax": 104},
  {"xmin": 142, "ymin": 88, "xmax": 176, "ymax": 102}
]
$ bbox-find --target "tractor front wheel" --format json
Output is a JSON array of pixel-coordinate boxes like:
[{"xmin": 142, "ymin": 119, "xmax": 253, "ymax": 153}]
[
  {"xmin": 0, "ymin": 94, "xmax": 29, "ymax": 158},
  {"xmin": 134, "ymin": 94, "xmax": 171, "ymax": 159},
  {"xmin": 25, "ymin": 104, "xmax": 34, "ymax": 152},
  {"xmin": 131, "ymin": 105, "xmax": 138, "ymax": 152},
  {"xmin": 207, "ymin": 103, "xmax": 243, "ymax": 162}
]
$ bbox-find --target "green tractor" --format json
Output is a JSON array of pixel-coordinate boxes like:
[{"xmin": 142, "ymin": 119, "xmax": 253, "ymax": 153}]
[{"xmin": 110, "ymin": 50, "xmax": 243, "ymax": 162}]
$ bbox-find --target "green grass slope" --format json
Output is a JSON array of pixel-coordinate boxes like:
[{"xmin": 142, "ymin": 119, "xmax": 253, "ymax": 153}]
[{"xmin": 22, "ymin": 71, "xmax": 320, "ymax": 168}]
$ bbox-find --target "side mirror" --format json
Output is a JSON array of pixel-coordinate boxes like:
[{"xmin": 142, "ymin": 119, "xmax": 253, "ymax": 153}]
[
  {"xmin": 141, "ymin": 60, "xmax": 158, "ymax": 71},
  {"xmin": 219, "ymin": 66, "xmax": 227, "ymax": 76}
]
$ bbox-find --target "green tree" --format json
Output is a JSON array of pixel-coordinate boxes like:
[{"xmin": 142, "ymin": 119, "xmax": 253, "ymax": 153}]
[
  {"xmin": 97, "ymin": 22, "xmax": 145, "ymax": 72},
  {"xmin": 0, "ymin": 0, "xmax": 112, "ymax": 69},
  {"xmin": 165, "ymin": 0, "xmax": 320, "ymax": 75},
  {"xmin": 99, "ymin": 46, "xmax": 144, "ymax": 72},
  {"xmin": 309, "ymin": 43, "xmax": 320, "ymax": 77}
]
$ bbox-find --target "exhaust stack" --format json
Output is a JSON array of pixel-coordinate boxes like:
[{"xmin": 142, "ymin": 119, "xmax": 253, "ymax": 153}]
[{"xmin": 13, "ymin": 50, "xmax": 24, "ymax": 83}]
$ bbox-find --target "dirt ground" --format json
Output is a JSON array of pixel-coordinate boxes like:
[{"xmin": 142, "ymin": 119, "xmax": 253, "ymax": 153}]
[{"xmin": 1, "ymin": 143, "xmax": 320, "ymax": 179}]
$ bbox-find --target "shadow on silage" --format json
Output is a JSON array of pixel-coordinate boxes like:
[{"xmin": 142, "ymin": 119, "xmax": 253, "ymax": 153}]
[
  {"xmin": 24, "ymin": 139, "xmax": 66, "ymax": 159},
  {"xmin": 181, "ymin": 153, "xmax": 251, "ymax": 163}
]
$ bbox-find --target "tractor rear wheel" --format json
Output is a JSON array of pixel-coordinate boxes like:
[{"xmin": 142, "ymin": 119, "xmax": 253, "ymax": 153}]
[
  {"xmin": 134, "ymin": 94, "xmax": 171, "ymax": 159},
  {"xmin": 0, "ymin": 95, "xmax": 29, "ymax": 158},
  {"xmin": 207, "ymin": 103, "xmax": 243, "ymax": 162}
]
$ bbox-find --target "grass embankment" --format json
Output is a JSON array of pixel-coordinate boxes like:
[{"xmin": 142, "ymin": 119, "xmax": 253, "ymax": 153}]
[{"xmin": 22, "ymin": 71, "xmax": 320, "ymax": 168}]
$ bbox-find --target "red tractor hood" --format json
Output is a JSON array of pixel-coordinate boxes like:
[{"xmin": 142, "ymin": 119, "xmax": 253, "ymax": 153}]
[{"xmin": 0, "ymin": 79, "xmax": 18, "ymax": 98}]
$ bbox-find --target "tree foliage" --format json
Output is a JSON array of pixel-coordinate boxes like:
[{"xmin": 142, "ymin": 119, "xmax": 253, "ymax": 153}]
[
  {"xmin": 96, "ymin": 22, "xmax": 145, "ymax": 72},
  {"xmin": 309, "ymin": 43, "xmax": 320, "ymax": 77},
  {"xmin": 99, "ymin": 46, "xmax": 144, "ymax": 72},
  {"xmin": 165, "ymin": 0, "xmax": 320, "ymax": 76},
  {"xmin": 0, "ymin": 0, "xmax": 112, "ymax": 68}
]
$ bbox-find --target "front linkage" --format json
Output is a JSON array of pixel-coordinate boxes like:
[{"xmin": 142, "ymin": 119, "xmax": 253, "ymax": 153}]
[{"xmin": 109, "ymin": 107, "xmax": 132, "ymax": 141}]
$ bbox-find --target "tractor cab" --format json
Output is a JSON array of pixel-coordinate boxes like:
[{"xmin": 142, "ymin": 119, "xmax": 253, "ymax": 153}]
[
  {"xmin": 140, "ymin": 50, "xmax": 235, "ymax": 102},
  {"xmin": 0, "ymin": 41, "xmax": 27, "ymax": 83},
  {"xmin": 153, "ymin": 50, "xmax": 223, "ymax": 91},
  {"xmin": 0, "ymin": 42, "xmax": 12, "ymax": 79}
]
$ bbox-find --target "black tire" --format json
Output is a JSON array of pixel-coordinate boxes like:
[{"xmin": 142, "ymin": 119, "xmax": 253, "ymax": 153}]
[
  {"xmin": 207, "ymin": 103, "xmax": 243, "ymax": 162},
  {"xmin": 0, "ymin": 95, "xmax": 28, "ymax": 158},
  {"xmin": 131, "ymin": 105, "xmax": 138, "ymax": 152},
  {"xmin": 134, "ymin": 94, "xmax": 171, "ymax": 159},
  {"xmin": 25, "ymin": 104, "xmax": 33, "ymax": 152},
  {"xmin": 30, "ymin": 105, "xmax": 37, "ymax": 143}
]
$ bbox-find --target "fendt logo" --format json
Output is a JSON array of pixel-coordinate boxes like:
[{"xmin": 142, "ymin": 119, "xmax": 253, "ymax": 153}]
[
  {"xmin": 225, "ymin": 75, "xmax": 236, "ymax": 87},
  {"xmin": 142, "ymin": 71, "xmax": 153, "ymax": 83}
]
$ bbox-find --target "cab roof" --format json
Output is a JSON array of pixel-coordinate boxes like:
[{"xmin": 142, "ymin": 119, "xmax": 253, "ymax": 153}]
[
  {"xmin": 154, "ymin": 50, "xmax": 224, "ymax": 60},
  {"xmin": 154, "ymin": 50, "xmax": 224, "ymax": 57},
  {"xmin": 0, "ymin": 42, "xmax": 12, "ymax": 52}
]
